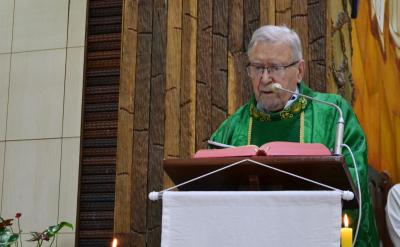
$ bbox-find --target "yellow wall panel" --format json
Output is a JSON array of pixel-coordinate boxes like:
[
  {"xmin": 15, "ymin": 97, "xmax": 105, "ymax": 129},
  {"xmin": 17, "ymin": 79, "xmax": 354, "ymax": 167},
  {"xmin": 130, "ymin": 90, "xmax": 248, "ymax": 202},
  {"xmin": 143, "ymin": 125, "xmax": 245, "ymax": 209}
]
[{"xmin": 352, "ymin": 1, "xmax": 400, "ymax": 182}]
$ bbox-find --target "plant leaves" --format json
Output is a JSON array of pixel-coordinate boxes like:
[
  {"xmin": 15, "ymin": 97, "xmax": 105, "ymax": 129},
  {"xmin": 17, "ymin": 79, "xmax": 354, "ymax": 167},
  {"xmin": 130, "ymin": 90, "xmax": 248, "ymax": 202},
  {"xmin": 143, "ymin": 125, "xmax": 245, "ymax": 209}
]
[
  {"xmin": 0, "ymin": 219, "xmax": 13, "ymax": 229},
  {"xmin": 27, "ymin": 231, "xmax": 41, "ymax": 241},
  {"xmin": 6, "ymin": 234, "xmax": 18, "ymax": 244},
  {"xmin": 43, "ymin": 222, "xmax": 73, "ymax": 238},
  {"xmin": 0, "ymin": 228, "xmax": 19, "ymax": 246}
]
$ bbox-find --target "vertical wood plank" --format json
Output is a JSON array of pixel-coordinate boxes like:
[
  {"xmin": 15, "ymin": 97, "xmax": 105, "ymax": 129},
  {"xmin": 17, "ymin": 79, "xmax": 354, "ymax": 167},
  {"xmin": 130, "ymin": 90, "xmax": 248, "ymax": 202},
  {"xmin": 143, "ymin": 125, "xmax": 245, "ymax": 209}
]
[
  {"xmin": 163, "ymin": 0, "xmax": 181, "ymax": 192},
  {"xmin": 308, "ymin": 0, "xmax": 326, "ymax": 92},
  {"xmin": 115, "ymin": 232, "xmax": 145, "ymax": 246},
  {"xmin": 243, "ymin": 0, "xmax": 259, "ymax": 103},
  {"xmin": 131, "ymin": 232, "xmax": 146, "ymax": 246},
  {"xmin": 228, "ymin": 0, "xmax": 243, "ymax": 115},
  {"xmin": 115, "ymin": 0, "xmax": 137, "ymax": 237},
  {"xmin": 227, "ymin": 52, "xmax": 239, "ymax": 115},
  {"xmin": 196, "ymin": 0, "xmax": 212, "ymax": 150},
  {"xmin": 147, "ymin": 227, "xmax": 161, "ymax": 247},
  {"xmin": 260, "ymin": 0, "xmax": 275, "ymax": 25},
  {"xmin": 147, "ymin": 1, "xmax": 166, "ymax": 246},
  {"xmin": 275, "ymin": 0, "xmax": 291, "ymax": 26},
  {"xmin": 131, "ymin": 0, "xmax": 153, "ymax": 242},
  {"xmin": 146, "ymin": 143, "xmax": 163, "ymax": 247},
  {"xmin": 113, "ymin": 233, "xmax": 133, "ymax": 247},
  {"xmin": 165, "ymin": 0, "xmax": 182, "ymax": 158},
  {"xmin": 131, "ymin": 130, "xmax": 148, "ymax": 246},
  {"xmin": 243, "ymin": 0, "xmax": 259, "ymax": 49},
  {"xmin": 291, "ymin": 0, "xmax": 308, "ymax": 85},
  {"xmin": 180, "ymin": 0, "xmax": 197, "ymax": 158},
  {"xmin": 149, "ymin": 0, "xmax": 167, "ymax": 150},
  {"xmin": 325, "ymin": 0, "xmax": 334, "ymax": 94},
  {"xmin": 228, "ymin": 0, "xmax": 243, "ymax": 54},
  {"xmin": 212, "ymin": 0, "xmax": 228, "ymax": 132}
]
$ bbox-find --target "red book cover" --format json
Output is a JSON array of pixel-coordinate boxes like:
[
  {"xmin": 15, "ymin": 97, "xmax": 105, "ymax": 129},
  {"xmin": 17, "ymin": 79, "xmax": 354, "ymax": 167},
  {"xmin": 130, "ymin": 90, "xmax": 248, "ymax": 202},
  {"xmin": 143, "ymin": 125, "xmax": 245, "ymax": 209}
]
[{"xmin": 193, "ymin": 142, "xmax": 331, "ymax": 158}]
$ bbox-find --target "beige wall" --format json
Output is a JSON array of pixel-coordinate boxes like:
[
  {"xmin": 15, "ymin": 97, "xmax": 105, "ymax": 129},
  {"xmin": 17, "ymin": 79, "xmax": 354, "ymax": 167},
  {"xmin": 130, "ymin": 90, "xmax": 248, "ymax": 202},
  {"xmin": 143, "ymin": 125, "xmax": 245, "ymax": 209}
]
[{"xmin": 0, "ymin": 0, "xmax": 87, "ymax": 246}]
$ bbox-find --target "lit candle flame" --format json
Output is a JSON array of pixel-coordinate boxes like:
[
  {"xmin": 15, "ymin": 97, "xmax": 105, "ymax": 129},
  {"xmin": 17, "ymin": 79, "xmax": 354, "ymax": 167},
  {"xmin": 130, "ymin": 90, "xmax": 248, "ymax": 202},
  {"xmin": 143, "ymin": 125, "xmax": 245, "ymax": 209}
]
[
  {"xmin": 112, "ymin": 238, "xmax": 118, "ymax": 247},
  {"xmin": 343, "ymin": 214, "xmax": 350, "ymax": 227}
]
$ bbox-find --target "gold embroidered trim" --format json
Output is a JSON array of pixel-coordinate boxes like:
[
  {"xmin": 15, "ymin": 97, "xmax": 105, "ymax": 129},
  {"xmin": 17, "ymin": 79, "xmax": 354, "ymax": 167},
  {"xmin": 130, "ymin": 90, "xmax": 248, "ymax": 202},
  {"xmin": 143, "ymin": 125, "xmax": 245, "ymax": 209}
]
[
  {"xmin": 300, "ymin": 111, "xmax": 304, "ymax": 143},
  {"xmin": 250, "ymin": 96, "xmax": 308, "ymax": 122},
  {"xmin": 250, "ymin": 106, "xmax": 271, "ymax": 121},
  {"xmin": 247, "ymin": 116, "xmax": 253, "ymax": 145}
]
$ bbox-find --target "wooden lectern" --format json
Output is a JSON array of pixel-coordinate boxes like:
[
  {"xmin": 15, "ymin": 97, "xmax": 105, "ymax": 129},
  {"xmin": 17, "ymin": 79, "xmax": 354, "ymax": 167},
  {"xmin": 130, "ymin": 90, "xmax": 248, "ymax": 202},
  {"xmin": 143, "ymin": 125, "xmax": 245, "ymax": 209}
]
[{"xmin": 163, "ymin": 155, "xmax": 358, "ymax": 209}]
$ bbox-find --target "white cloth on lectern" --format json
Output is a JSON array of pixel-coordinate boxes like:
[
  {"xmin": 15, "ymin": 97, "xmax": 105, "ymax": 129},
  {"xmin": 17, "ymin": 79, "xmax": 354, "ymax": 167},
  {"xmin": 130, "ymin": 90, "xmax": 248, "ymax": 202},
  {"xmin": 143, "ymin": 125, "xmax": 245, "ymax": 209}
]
[
  {"xmin": 386, "ymin": 184, "xmax": 400, "ymax": 246},
  {"xmin": 161, "ymin": 191, "xmax": 341, "ymax": 247}
]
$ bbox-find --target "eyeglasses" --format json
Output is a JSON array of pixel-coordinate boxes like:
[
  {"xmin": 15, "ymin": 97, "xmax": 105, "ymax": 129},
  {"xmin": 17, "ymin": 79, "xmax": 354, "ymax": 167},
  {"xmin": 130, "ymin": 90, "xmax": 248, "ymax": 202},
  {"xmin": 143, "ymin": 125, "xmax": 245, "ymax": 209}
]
[{"xmin": 247, "ymin": 60, "xmax": 300, "ymax": 78}]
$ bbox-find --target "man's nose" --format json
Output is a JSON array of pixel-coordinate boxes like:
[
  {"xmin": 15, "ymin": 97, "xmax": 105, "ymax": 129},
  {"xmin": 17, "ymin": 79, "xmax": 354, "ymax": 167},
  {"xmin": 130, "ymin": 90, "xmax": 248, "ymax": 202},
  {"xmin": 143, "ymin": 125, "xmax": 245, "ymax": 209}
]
[{"xmin": 260, "ymin": 69, "xmax": 272, "ymax": 84}]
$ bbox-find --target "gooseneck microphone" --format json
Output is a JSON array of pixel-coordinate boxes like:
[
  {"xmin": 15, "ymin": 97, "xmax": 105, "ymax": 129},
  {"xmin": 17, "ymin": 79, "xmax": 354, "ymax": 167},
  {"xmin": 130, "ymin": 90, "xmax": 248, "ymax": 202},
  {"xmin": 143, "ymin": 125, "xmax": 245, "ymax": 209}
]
[{"xmin": 271, "ymin": 83, "xmax": 345, "ymax": 155}]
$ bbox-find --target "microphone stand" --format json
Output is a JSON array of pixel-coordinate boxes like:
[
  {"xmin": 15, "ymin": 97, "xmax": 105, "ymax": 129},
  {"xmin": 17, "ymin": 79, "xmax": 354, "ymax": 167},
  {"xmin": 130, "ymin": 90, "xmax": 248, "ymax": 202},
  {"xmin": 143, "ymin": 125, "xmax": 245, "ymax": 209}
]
[{"xmin": 272, "ymin": 83, "xmax": 344, "ymax": 155}]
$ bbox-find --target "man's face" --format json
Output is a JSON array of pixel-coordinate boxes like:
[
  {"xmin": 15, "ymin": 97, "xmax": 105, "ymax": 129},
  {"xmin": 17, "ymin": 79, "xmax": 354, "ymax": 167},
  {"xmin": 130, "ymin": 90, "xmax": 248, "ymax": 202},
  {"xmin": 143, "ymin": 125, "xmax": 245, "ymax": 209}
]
[{"xmin": 247, "ymin": 41, "xmax": 304, "ymax": 112}]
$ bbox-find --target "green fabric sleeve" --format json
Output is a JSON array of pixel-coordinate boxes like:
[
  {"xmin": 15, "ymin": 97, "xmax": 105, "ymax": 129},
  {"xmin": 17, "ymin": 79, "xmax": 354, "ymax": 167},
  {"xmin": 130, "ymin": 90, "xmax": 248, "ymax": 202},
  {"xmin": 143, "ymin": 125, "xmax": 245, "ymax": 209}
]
[
  {"xmin": 338, "ymin": 98, "xmax": 379, "ymax": 247},
  {"xmin": 210, "ymin": 104, "xmax": 250, "ymax": 147}
]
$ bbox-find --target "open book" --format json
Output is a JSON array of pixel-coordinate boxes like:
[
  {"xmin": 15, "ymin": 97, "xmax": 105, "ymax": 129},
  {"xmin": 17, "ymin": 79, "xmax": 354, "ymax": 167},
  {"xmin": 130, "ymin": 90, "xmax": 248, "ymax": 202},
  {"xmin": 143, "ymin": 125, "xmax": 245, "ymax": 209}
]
[{"xmin": 194, "ymin": 141, "xmax": 331, "ymax": 158}]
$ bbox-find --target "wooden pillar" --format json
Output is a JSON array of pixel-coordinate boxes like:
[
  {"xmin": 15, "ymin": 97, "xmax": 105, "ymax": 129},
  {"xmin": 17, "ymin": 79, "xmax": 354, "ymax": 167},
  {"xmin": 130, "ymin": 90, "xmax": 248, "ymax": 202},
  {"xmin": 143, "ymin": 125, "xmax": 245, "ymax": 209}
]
[{"xmin": 114, "ymin": 0, "xmax": 138, "ymax": 243}]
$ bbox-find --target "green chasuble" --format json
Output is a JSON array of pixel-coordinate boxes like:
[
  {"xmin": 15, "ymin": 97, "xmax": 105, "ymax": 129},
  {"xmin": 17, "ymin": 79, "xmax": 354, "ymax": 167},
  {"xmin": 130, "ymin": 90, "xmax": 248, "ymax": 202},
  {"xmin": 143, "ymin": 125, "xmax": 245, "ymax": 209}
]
[{"xmin": 210, "ymin": 82, "xmax": 379, "ymax": 247}]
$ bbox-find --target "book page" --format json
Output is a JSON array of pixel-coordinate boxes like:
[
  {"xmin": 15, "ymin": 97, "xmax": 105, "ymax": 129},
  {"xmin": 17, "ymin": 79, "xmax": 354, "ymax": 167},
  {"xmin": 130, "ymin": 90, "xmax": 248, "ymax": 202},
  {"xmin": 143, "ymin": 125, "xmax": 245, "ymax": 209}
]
[
  {"xmin": 260, "ymin": 142, "xmax": 331, "ymax": 156},
  {"xmin": 194, "ymin": 145, "xmax": 260, "ymax": 158}
]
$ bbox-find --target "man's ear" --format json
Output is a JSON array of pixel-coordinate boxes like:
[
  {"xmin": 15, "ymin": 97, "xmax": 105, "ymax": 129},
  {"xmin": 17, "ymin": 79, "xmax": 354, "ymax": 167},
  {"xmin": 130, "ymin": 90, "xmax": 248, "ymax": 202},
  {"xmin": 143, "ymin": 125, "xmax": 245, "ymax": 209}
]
[{"xmin": 296, "ymin": 59, "xmax": 305, "ymax": 82}]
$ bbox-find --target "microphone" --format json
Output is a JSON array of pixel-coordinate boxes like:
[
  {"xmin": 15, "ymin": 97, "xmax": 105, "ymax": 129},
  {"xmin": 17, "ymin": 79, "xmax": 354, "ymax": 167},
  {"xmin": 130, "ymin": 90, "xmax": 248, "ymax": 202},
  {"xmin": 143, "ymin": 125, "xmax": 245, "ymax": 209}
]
[{"xmin": 271, "ymin": 83, "xmax": 345, "ymax": 155}]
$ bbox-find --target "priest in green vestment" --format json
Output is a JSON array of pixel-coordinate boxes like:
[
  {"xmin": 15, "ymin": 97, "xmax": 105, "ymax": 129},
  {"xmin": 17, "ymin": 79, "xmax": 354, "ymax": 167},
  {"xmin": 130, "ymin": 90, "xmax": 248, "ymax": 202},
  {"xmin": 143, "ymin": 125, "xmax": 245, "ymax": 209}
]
[{"xmin": 210, "ymin": 25, "xmax": 379, "ymax": 246}]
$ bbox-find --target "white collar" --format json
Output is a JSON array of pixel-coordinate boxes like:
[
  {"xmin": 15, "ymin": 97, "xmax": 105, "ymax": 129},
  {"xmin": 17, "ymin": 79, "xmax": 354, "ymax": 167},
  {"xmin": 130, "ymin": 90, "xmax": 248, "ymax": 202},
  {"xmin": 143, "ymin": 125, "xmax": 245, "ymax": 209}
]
[{"xmin": 284, "ymin": 86, "xmax": 299, "ymax": 109}]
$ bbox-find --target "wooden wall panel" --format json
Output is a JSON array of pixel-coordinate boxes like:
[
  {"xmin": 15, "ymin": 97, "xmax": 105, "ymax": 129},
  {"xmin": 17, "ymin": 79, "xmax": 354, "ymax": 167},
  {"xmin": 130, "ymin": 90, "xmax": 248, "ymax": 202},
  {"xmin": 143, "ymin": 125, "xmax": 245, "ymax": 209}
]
[
  {"xmin": 228, "ymin": 0, "xmax": 243, "ymax": 115},
  {"xmin": 211, "ymin": 0, "xmax": 228, "ymax": 132},
  {"xmin": 291, "ymin": 0, "xmax": 308, "ymax": 85},
  {"xmin": 180, "ymin": 0, "xmax": 197, "ymax": 158},
  {"xmin": 308, "ymin": 0, "xmax": 326, "ymax": 92},
  {"xmin": 195, "ymin": 0, "xmax": 213, "ymax": 150},
  {"xmin": 275, "ymin": 0, "xmax": 291, "ymax": 26},
  {"xmin": 147, "ymin": 1, "xmax": 167, "ymax": 247},
  {"xmin": 243, "ymin": 0, "xmax": 259, "ymax": 103},
  {"xmin": 260, "ymin": 0, "xmax": 275, "ymax": 25},
  {"xmin": 114, "ymin": 0, "xmax": 137, "ymax": 244},
  {"xmin": 244, "ymin": 0, "xmax": 260, "ymax": 50},
  {"xmin": 130, "ymin": 0, "xmax": 153, "ymax": 244},
  {"xmin": 165, "ymin": 0, "xmax": 182, "ymax": 158}
]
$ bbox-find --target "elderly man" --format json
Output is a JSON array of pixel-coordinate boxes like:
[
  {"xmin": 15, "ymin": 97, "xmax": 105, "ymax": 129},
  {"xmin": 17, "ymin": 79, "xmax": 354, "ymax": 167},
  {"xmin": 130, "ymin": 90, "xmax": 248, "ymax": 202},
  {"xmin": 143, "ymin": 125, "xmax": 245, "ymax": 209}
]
[{"xmin": 210, "ymin": 25, "xmax": 379, "ymax": 246}]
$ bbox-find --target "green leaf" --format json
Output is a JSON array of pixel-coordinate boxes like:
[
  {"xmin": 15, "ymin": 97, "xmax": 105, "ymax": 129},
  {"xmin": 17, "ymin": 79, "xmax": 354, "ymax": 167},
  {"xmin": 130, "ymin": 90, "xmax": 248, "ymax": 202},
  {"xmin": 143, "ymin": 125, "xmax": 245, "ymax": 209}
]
[
  {"xmin": 43, "ymin": 222, "xmax": 73, "ymax": 238},
  {"xmin": 0, "ymin": 228, "xmax": 19, "ymax": 246},
  {"xmin": 7, "ymin": 234, "xmax": 18, "ymax": 243}
]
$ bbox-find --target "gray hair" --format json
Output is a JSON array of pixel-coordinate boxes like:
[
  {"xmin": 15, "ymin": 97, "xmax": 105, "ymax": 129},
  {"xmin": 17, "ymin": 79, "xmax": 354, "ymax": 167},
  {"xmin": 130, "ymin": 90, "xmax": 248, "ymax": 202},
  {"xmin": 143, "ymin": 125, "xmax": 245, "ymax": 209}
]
[{"xmin": 247, "ymin": 25, "xmax": 303, "ymax": 61}]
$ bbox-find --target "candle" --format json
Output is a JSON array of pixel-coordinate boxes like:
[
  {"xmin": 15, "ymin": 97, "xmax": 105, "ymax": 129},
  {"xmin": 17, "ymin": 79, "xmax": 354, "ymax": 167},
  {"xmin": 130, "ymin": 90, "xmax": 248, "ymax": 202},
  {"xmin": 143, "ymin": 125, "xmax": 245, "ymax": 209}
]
[
  {"xmin": 341, "ymin": 214, "xmax": 353, "ymax": 247},
  {"xmin": 112, "ymin": 238, "xmax": 118, "ymax": 247}
]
